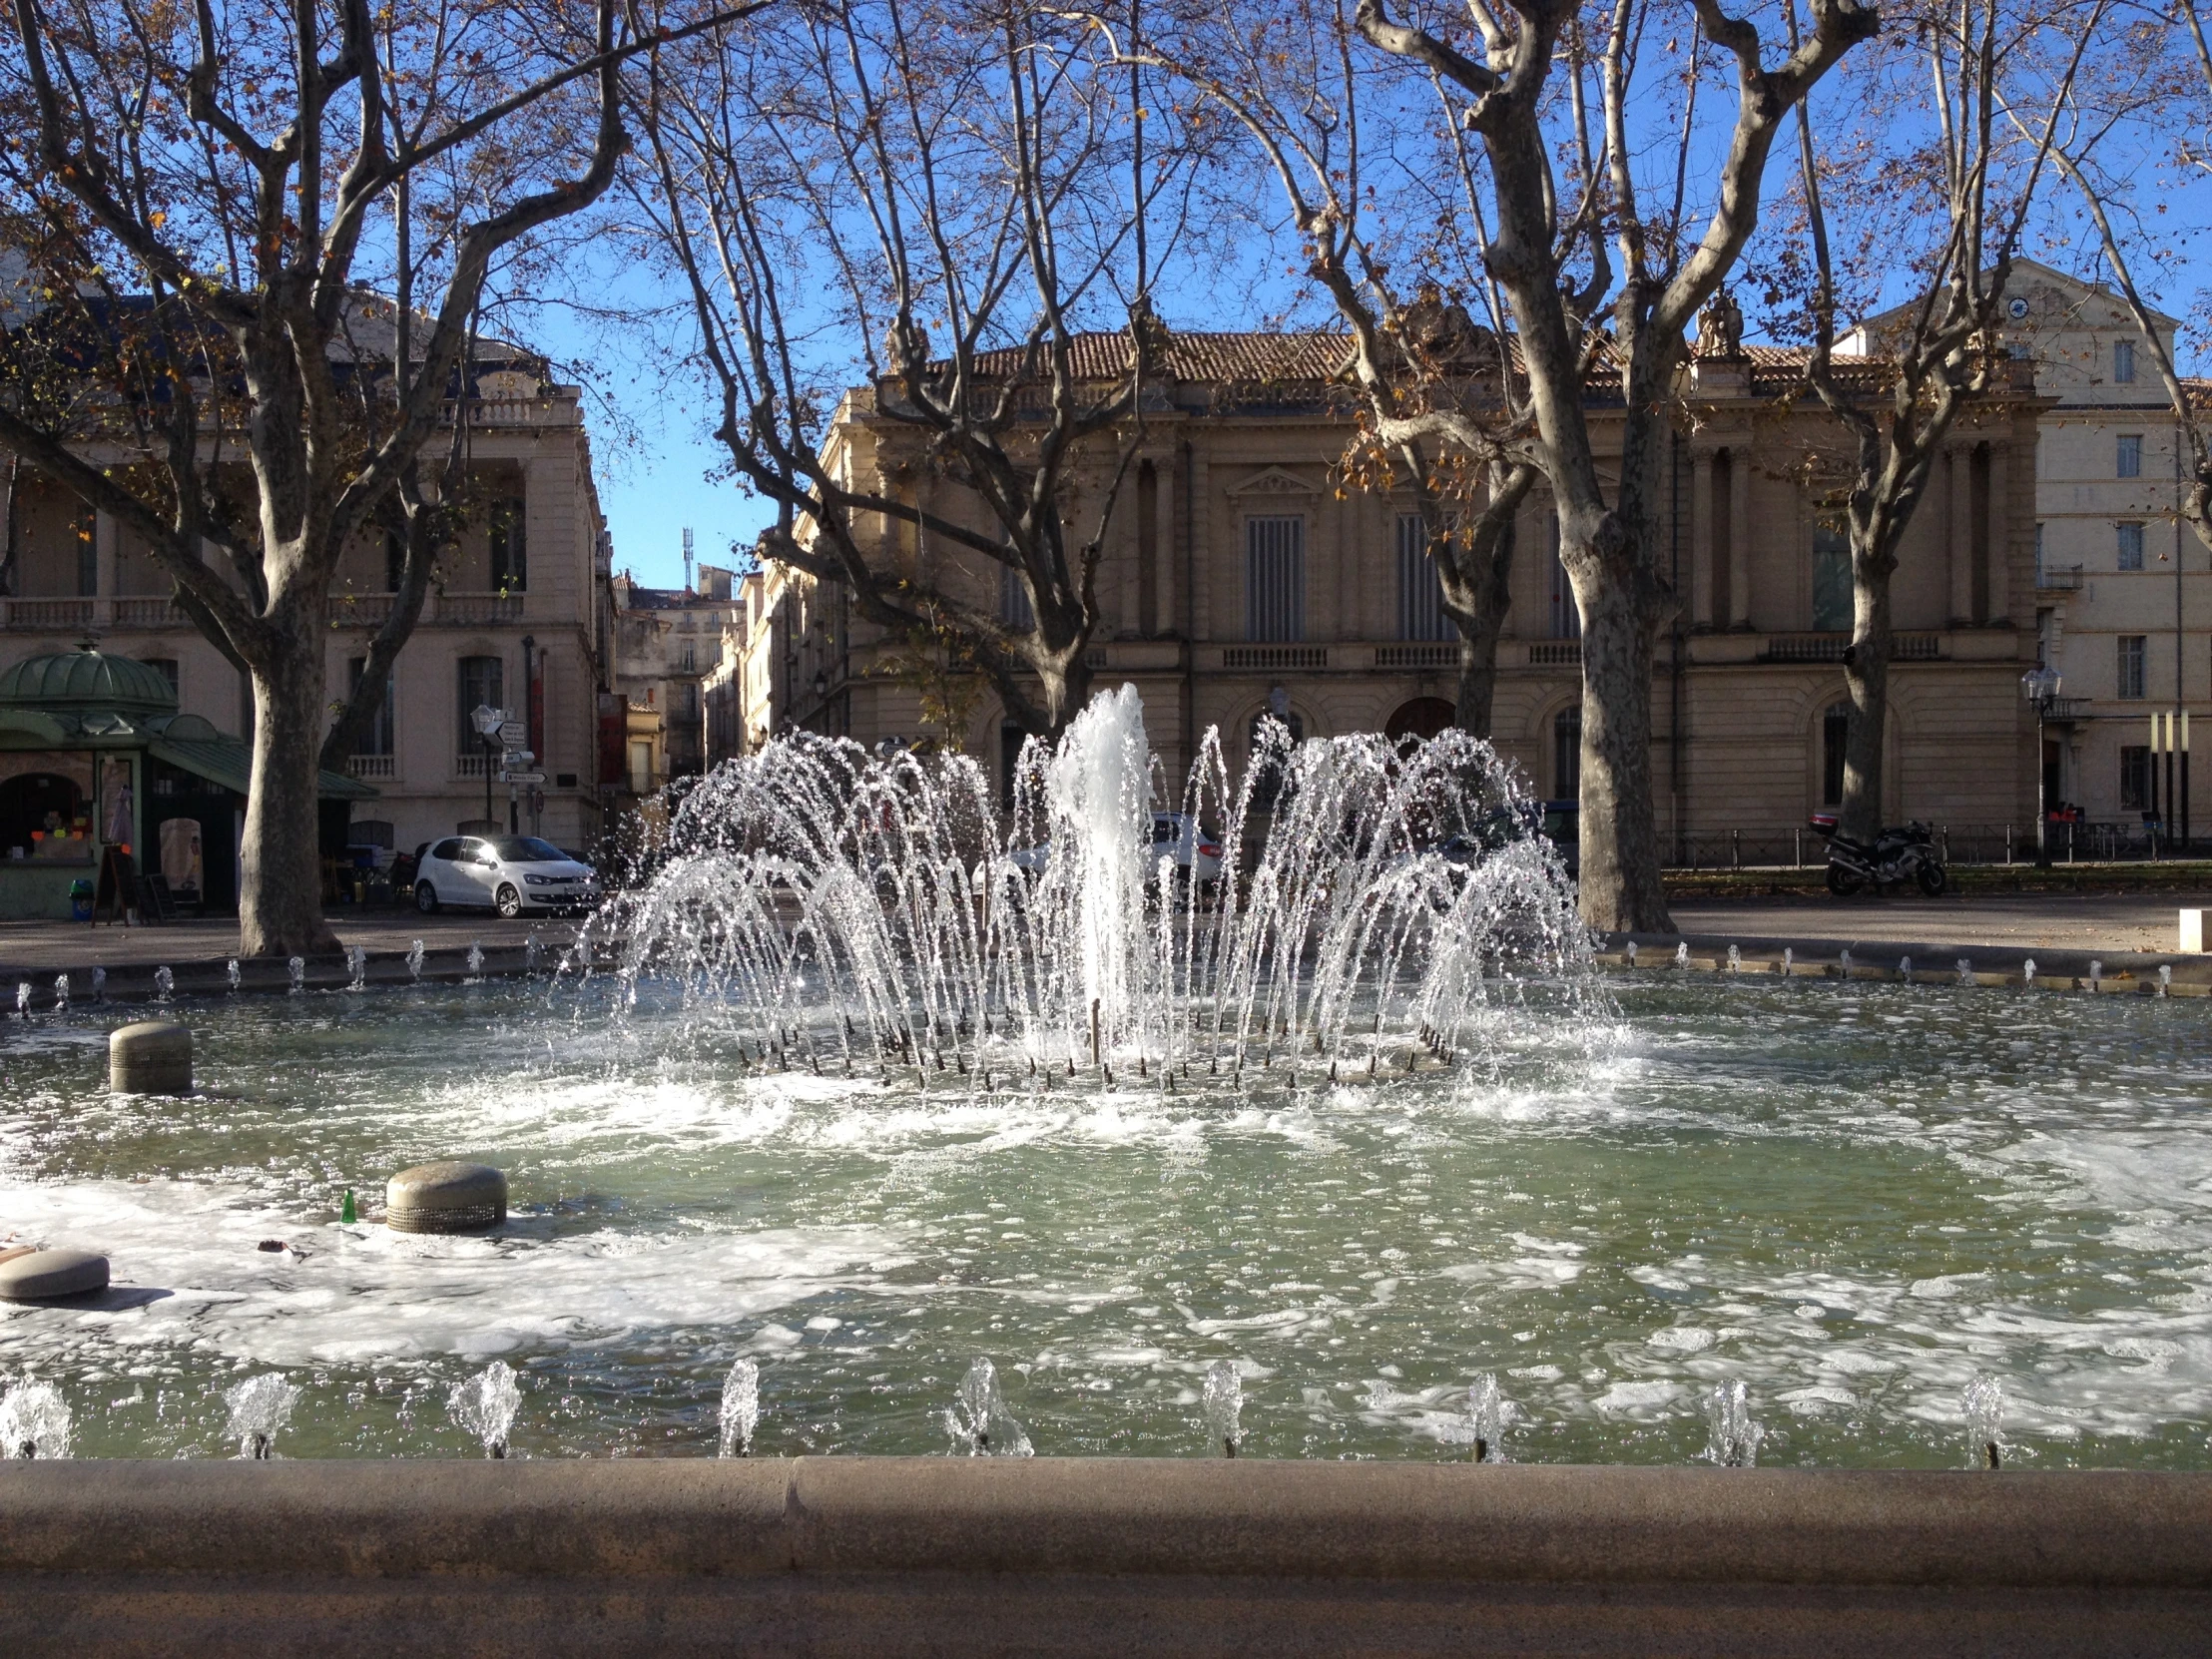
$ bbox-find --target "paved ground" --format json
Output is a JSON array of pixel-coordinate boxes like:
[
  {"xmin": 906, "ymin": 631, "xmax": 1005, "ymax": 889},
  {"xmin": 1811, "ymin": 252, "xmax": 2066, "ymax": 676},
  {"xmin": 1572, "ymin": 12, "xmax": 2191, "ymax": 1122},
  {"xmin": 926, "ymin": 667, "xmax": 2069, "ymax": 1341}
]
[
  {"xmin": 1667, "ymin": 891, "xmax": 2212, "ymax": 954},
  {"xmin": 0, "ymin": 910, "xmax": 587, "ymax": 975}
]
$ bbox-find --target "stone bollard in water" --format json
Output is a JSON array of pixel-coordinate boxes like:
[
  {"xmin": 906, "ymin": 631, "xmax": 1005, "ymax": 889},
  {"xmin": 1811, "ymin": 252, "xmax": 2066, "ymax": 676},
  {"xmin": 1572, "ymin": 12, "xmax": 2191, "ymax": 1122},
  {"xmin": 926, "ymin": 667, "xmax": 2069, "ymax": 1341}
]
[
  {"xmin": 385, "ymin": 1161, "xmax": 507, "ymax": 1234},
  {"xmin": 109, "ymin": 1019, "xmax": 192, "ymax": 1094}
]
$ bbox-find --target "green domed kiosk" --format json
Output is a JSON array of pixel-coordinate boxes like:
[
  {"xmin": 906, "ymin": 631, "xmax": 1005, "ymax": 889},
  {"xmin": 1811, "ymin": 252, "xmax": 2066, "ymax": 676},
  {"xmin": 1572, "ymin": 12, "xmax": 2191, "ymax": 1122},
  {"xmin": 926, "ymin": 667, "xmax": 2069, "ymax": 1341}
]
[{"xmin": 0, "ymin": 645, "xmax": 375, "ymax": 918}]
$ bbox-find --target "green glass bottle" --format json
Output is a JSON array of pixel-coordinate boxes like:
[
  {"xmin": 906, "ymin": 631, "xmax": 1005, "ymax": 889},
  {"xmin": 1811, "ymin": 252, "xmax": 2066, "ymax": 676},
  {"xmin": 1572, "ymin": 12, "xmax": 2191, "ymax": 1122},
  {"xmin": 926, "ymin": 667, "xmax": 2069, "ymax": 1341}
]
[{"xmin": 340, "ymin": 1188, "xmax": 356, "ymax": 1225}]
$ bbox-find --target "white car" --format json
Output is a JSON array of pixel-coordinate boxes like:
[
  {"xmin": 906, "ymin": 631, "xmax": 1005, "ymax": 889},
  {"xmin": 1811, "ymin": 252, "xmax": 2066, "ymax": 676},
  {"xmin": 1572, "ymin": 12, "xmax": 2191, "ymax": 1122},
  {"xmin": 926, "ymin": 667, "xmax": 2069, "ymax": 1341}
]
[{"xmin": 414, "ymin": 835, "xmax": 599, "ymax": 917}]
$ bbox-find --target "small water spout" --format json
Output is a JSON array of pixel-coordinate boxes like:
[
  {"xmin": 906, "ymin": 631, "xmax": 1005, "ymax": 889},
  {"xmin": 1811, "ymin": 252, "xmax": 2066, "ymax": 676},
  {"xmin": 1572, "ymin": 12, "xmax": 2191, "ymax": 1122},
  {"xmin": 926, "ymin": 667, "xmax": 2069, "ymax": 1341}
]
[
  {"xmin": 154, "ymin": 966, "xmax": 173, "ymax": 1002},
  {"xmin": 92, "ymin": 966, "xmax": 106, "ymax": 1001},
  {"xmin": 718, "ymin": 1359, "xmax": 761, "ymax": 1458},
  {"xmin": 1899, "ymin": 955, "xmax": 1913, "ymax": 982},
  {"xmin": 1839, "ymin": 948, "xmax": 1852, "ymax": 976},
  {"xmin": 1089, "ymin": 998, "xmax": 1101, "ymax": 1069},
  {"xmin": 225, "ymin": 1374, "xmax": 298, "ymax": 1459},
  {"xmin": 466, "ymin": 941, "xmax": 485, "ymax": 979},
  {"xmin": 345, "ymin": 946, "xmax": 367, "ymax": 992},
  {"xmin": 2089, "ymin": 959, "xmax": 2102, "ymax": 992},
  {"xmin": 2160, "ymin": 964, "xmax": 2172, "ymax": 998},
  {"xmin": 526, "ymin": 937, "xmax": 542, "ymax": 975},
  {"xmin": 946, "ymin": 1357, "xmax": 1031, "ymax": 1456},
  {"xmin": 286, "ymin": 956, "xmax": 304, "ymax": 995},
  {"xmin": 52, "ymin": 973, "xmax": 67, "ymax": 1012},
  {"xmin": 1674, "ymin": 941, "xmax": 1689, "ymax": 969},
  {"xmin": 407, "ymin": 939, "xmax": 425, "ymax": 981},
  {"xmin": 1625, "ymin": 941, "xmax": 1638, "ymax": 968},
  {"xmin": 2022, "ymin": 957, "xmax": 2036, "ymax": 990},
  {"xmin": 1962, "ymin": 1373, "xmax": 2005, "ymax": 1469},
  {"xmin": 1782, "ymin": 948, "xmax": 1793, "ymax": 976},
  {"xmin": 1467, "ymin": 1373, "xmax": 1504, "ymax": 1463},
  {"xmin": 1203, "ymin": 1359, "xmax": 1243, "ymax": 1457},
  {"xmin": 449, "ymin": 1361, "xmax": 523, "ymax": 1458},
  {"xmin": 17, "ymin": 980, "xmax": 33, "ymax": 1017},
  {"xmin": 1726, "ymin": 944, "xmax": 1741, "ymax": 973},
  {"xmin": 0, "ymin": 1379, "xmax": 71, "ymax": 1458},
  {"xmin": 226, "ymin": 959, "xmax": 240, "ymax": 993},
  {"xmin": 1956, "ymin": 957, "xmax": 1973, "ymax": 987},
  {"xmin": 1704, "ymin": 1380, "xmax": 1763, "ymax": 1467}
]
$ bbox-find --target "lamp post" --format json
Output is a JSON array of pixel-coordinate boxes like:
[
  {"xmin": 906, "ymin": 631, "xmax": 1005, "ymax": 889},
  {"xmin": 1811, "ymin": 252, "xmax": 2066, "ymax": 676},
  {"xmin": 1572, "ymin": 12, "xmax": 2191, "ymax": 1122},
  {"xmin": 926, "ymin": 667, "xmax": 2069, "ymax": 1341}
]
[
  {"xmin": 2021, "ymin": 667, "xmax": 2062, "ymax": 867},
  {"xmin": 471, "ymin": 702, "xmax": 504, "ymax": 829}
]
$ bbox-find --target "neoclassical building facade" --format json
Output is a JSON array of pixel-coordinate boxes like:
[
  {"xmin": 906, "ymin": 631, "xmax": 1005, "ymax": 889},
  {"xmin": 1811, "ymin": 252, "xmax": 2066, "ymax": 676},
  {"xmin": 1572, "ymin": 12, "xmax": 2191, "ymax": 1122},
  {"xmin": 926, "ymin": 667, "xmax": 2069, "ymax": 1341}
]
[{"xmin": 738, "ymin": 331, "xmax": 2047, "ymax": 851}]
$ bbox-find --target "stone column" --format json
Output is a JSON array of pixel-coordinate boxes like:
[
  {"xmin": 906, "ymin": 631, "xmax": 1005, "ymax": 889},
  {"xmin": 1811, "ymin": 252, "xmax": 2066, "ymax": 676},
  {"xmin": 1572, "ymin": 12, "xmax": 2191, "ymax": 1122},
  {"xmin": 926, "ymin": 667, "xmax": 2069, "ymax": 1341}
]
[
  {"xmin": 1985, "ymin": 443, "xmax": 2010, "ymax": 625},
  {"xmin": 1727, "ymin": 448, "xmax": 1751, "ymax": 629},
  {"xmin": 1948, "ymin": 447, "xmax": 1974, "ymax": 625},
  {"xmin": 1188, "ymin": 449, "xmax": 1211, "ymax": 644},
  {"xmin": 1690, "ymin": 450, "xmax": 1715, "ymax": 627},
  {"xmin": 1152, "ymin": 450, "xmax": 1177, "ymax": 637}
]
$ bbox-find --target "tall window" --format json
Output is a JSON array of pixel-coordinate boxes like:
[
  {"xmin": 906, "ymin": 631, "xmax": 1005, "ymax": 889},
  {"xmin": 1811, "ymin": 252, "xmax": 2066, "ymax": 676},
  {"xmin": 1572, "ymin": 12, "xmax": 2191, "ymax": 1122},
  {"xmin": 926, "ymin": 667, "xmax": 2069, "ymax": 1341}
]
[
  {"xmin": 347, "ymin": 657, "xmax": 394, "ymax": 756},
  {"xmin": 1245, "ymin": 515, "xmax": 1305, "ymax": 642},
  {"xmin": 1552, "ymin": 705, "xmax": 1581, "ymax": 801},
  {"xmin": 1812, "ymin": 515, "xmax": 1853, "ymax": 631},
  {"xmin": 2114, "ymin": 338, "xmax": 2136, "ymax": 383},
  {"xmin": 2121, "ymin": 745, "xmax": 2153, "ymax": 811},
  {"xmin": 457, "ymin": 655, "xmax": 504, "ymax": 750},
  {"xmin": 1546, "ymin": 515, "xmax": 1579, "ymax": 640},
  {"xmin": 2034, "ymin": 522, "xmax": 2046, "ymax": 584},
  {"xmin": 1822, "ymin": 703, "xmax": 1852, "ymax": 806},
  {"xmin": 74, "ymin": 505, "xmax": 96, "ymax": 597},
  {"xmin": 998, "ymin": 562, "xmax": 1034, "ymax": 630},
  {"xmin": 1394, "ymin": 514, "xmax": 1453, "ymax": 641},
  {"xmin": 2118, "ymin": 635, "xmax": 2147, "ymax": 700},
  {"xmin": 2117, "ymin": 434, "xmax": 2143, "ymax": 478},
  {"xmin": 488, "ymin": 496, "xmax": 527, "ymax": 591},
  {"xmin": 2117, "ymin": 521, "xmax": 2146, "ymax": 571}
]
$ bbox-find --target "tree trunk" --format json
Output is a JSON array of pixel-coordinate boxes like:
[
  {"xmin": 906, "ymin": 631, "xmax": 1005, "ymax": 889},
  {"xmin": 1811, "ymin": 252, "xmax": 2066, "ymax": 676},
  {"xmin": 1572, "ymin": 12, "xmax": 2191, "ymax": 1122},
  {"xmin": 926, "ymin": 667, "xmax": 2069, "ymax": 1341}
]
[
  {"xmin": 1839, "ymin": 550, "xmax": 1893, "ymax": 844},
  {"xmin": 239, "ymin": 623, "xmax": 342, "ymax": 959},
  {"xmin": 1571, "ymin": 557, "xmax": 1673, "ymax": 933}
]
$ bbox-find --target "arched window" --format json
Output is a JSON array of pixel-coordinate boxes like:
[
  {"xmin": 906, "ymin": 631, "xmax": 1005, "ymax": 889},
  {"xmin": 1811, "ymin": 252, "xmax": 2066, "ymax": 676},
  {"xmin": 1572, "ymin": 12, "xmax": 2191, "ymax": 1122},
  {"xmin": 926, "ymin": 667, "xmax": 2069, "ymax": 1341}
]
[
  {"xmin": 1822, "ymin": 702, "xmax": 1852, "ymax": 806},
  {"xmin": 1552, "ymin": 706, "xmax": 1581, "ymax": 802}
]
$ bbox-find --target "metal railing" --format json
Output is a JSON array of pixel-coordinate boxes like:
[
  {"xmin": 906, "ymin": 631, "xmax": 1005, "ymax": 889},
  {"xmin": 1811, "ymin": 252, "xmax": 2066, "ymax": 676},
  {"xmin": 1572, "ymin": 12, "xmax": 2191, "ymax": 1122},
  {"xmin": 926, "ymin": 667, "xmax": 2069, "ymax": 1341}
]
[
  {"xmin": 1758, "ymin": 632, "xmax": 1944, "ymax": 664},
  {"xmin": 2036, "ymin": 563, "xmax": 2085, "ymax": 591},
  {"xmin": 1221, "ymin": 645, "xmax": 1327, "ymax": 671},
  {"xmin": 1374, "ymin": 643, "xmax": 1461, "ymax": 671}
]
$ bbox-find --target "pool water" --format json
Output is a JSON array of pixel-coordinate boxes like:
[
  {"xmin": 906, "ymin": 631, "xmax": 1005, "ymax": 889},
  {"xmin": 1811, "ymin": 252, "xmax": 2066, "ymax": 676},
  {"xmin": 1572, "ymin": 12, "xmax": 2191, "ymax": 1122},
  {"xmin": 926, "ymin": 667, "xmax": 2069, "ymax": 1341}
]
[{"xmin": 2, "ymin": 972, "xmax": 2209, "ymax": 1468}]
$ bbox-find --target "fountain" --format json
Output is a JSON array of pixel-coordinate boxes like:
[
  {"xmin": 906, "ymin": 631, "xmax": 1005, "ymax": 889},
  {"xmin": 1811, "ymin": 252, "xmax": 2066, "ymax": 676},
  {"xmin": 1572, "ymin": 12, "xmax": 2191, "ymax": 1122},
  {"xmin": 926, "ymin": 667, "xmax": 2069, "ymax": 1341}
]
[
  {"xmin": 1726, "ymin": 943, "xmax": 1741, "ymax": 973},
  {"xmin": 1839, "ymin": 948, "xmax": 1851, "ymax": 976},
  {"xmin": 154, "ymin": 965, "xmax": 173, "ymax": 1002},
  {"xmin": 1782, "ymin": 947, "xmax": 1793, "ymax": 976},
  {"xmin": 1963, "ymin": 1373, "xmax": 2005, "ymax": 1469},
  {"xmin": 407, "ymin": 938, "xmax": 426, "ymax": 981},
  {"xmin": 1704, "ymin": 1381, "xmax": 1763, "ymax": 1467},
  {"xmin": 287, "ymin": 956, "xmax": 305, "ymax": 994},
  {"xmin": 449, "ymin": 1362, "xmax": 523, "ymax": 1457},
  {"xmin": 52, "ymin": 973, "xmax": 66, "ymax": 1012},
  {"xmin": 0, "ymin": 1379, "xmax": 71, "ymax": 1458},
  {"xmin": 2160, "ymin": 964, "xmax": 2172, "ymax": 997},
  {"xmin": 225, "ymin": 1374, "xmax": 298, "ymax": 1459},
  {"xmin": 718, "ymin": 1359, "xmax": 761, "ymax": 1457},
  {"xmin": 15, "ymin": 981, "xmax": 28, "ymax": 1017},
  {"xmin": 1956, "ymin": 957, "xmax": 1973, "ymax": 986},
  {"xmin": 1899, "ymin": 955, "xmax": 1912, "ymax": 982},
  {"xmin": 226, "ymin": 959, "xmax": 241, "ymax": 992},
  {"xmin": 466, "ymin": 941, "xmax": 485, "ymax": 980},
  {"xmin": 1466, "ymin": 1374, "xmax": 1505, "ymax": 1463},
  {"xmin": 1626, "ymin": 941, "xmax": 1638, "ymax": 968},
  {"xmin": 2089, "ymin": 959, "xmax": 2102, "ymax": 992},
  {"xmin": 1203, "ymin": 1360, "xmax": 1243, "ymax": 1458},
  {"xmin": 946, "ymin": 1358, "xmax": 1031, "ymax": 1457},
  {"xmin": 346, "ymin": 946, "xmax": 368, "ymax": 991},
  {"xmin": 526, "ymin": 937, "xmax": 542, "ymax": 974},
  {"xmin": 91, "ymin": 965, "xmax": 105, "ymax": 1001},
  {"xmin": 2023, "ymin": 957, "xmax": 2036, "ymax": 990},
  {"xmin": 1674, "ymin": 941, "xmax": 1688, "ymax": 969}
]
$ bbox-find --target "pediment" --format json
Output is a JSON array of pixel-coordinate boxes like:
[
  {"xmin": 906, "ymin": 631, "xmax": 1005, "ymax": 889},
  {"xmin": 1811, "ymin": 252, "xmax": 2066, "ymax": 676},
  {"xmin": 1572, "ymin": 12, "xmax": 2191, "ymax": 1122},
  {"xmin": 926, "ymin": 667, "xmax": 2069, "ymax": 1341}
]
[{"xmin": 1228, "ymin": 466, "xmax": 1320, "ymax": 497}]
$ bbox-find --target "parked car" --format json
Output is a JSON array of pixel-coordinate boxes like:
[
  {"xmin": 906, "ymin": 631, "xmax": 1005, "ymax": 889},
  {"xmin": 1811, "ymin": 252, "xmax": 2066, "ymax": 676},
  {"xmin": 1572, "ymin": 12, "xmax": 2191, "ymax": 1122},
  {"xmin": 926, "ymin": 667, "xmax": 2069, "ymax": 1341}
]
[
  {"xmin": 1008, "ymin": 813, "xmax": 1225, "ymax": 886},
  {"xmin": 413, "ymin": 835, "xmax": 600, "ymax": 916}
]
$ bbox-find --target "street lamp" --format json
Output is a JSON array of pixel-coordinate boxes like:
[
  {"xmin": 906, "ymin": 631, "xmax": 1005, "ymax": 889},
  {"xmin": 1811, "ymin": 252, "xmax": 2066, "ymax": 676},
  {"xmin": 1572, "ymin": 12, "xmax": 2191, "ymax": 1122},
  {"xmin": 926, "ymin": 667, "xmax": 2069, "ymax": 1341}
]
[
  {"xmin": 471, "ymin": 702, "xmax": 505, "ymax": 829},
  {"xmin": 2021, "ymin": 667, "xmax": 2062, "ymax": 867}
]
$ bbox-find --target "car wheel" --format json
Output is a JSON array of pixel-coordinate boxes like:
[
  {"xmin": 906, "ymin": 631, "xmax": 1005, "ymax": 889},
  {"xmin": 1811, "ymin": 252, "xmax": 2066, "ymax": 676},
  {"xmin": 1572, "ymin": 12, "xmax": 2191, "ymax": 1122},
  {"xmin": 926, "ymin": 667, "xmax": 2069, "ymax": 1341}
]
[
  {"xmin": 1915, "ymin": 861, "xmax": 1947, "ymax": 897},
  {"xmin": 495, "ymin": 882, "xmax": 523, "ymax": 918},
  {"xmin": 1825, "ymin": 863, "xmax": 1864, "ymax": 897},
  {"xmin": 414, "ymin": 880, "xmax": 440, "ymax": 914}
]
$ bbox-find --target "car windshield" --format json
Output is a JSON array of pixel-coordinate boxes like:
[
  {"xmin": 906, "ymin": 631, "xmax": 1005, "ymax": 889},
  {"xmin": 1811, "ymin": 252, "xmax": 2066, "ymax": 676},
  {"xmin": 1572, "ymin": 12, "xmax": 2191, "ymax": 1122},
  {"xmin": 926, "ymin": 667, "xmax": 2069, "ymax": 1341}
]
[{"xmin": 487, "ymin": 836, "xmax": 567, "ymax": 862}]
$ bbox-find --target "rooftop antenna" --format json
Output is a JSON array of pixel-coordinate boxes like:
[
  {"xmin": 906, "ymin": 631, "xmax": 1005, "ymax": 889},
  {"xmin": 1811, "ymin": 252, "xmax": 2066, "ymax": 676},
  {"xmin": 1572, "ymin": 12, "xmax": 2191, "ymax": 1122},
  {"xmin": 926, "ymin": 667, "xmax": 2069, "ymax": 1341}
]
[{"xmin": 683, "ymin": 527, "xmax": 695, "ymax": 594}]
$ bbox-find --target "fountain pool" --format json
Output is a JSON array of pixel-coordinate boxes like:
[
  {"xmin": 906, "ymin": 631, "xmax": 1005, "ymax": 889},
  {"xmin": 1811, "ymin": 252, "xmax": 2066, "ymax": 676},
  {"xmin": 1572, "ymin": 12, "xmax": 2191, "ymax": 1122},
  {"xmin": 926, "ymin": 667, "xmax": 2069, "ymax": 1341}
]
[{"xmin": 1, "ymin": 968, "xmax": 2210, "ymax": 1467}]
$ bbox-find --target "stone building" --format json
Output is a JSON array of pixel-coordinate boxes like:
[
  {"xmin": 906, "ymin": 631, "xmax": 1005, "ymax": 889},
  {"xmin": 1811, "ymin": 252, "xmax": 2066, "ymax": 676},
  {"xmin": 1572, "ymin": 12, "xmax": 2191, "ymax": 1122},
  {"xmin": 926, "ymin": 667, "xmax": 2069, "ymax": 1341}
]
[
  {"xmin": 610, "ymin": 562, "xmax": 744, "ymax": 785},
  {"xmin": 0, "ymin": 356, "xmax": 621, "ymax": 870},
  {"xmin": 736, "ymin": 329, "xmax": 2048, "ymax": 851},
  {"xmin": 1853, "ymin": 259, "xmax": 2207, "ymax": 845}
]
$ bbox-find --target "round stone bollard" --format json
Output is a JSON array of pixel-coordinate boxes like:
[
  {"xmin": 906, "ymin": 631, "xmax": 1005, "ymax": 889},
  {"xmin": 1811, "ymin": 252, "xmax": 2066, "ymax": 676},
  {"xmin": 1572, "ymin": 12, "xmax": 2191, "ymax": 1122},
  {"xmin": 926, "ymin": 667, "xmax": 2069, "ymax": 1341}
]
[
  {"xmin": 385, "ymin": 1161, "xmax": 507, "ymax": 1234},
  {"xmin": 0, "ymin": 1247, "xmax": 110, "ymax": 1301},
  {"xmin": 110, "ymin": 1020, "xmax": 193, "ymax": 1094}
]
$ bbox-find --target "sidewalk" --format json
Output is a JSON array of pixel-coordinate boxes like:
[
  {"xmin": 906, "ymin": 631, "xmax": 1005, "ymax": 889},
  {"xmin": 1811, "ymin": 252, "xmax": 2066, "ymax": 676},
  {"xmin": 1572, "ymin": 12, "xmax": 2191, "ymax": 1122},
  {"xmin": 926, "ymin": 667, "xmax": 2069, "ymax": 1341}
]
[
  {"xmin": 0, "ymin": 911, "xmax": 589, "ymax": 977},
  {"xmin": 1667, "ymin": 891, "xmax": 2208, "ymax": 955}
]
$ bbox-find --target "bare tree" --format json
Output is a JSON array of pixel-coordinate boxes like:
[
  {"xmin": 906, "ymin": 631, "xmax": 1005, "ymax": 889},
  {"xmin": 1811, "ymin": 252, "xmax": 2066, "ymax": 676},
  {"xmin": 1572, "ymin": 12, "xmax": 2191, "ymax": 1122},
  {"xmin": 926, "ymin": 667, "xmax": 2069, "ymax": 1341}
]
[
  {"xmin": 636, "ymin": 0, "xmax": 1200, "ymax": 740},
  {"xmin": 1117, "ymin": 1, "xmax": 1539, "ymax": 738},
  {"xmin": 1326, "ymin": 0, "xmax": 1875, "ymax": 932},
  {"xmin": 1789, "ymin": 0, "xmax": 2095, "ymax": 848},
  {"xmin": 0, "ymin": 0, "xmax": 751, "ymax": 956}
]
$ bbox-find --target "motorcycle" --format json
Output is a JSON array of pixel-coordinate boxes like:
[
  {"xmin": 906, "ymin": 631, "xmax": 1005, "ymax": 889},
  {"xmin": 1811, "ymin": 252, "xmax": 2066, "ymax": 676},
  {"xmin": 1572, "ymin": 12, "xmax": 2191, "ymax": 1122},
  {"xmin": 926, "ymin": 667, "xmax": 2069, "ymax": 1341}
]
[{"xmin": 1808, "ymin": 814, "xmax": 1946, "ymax": 896}]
